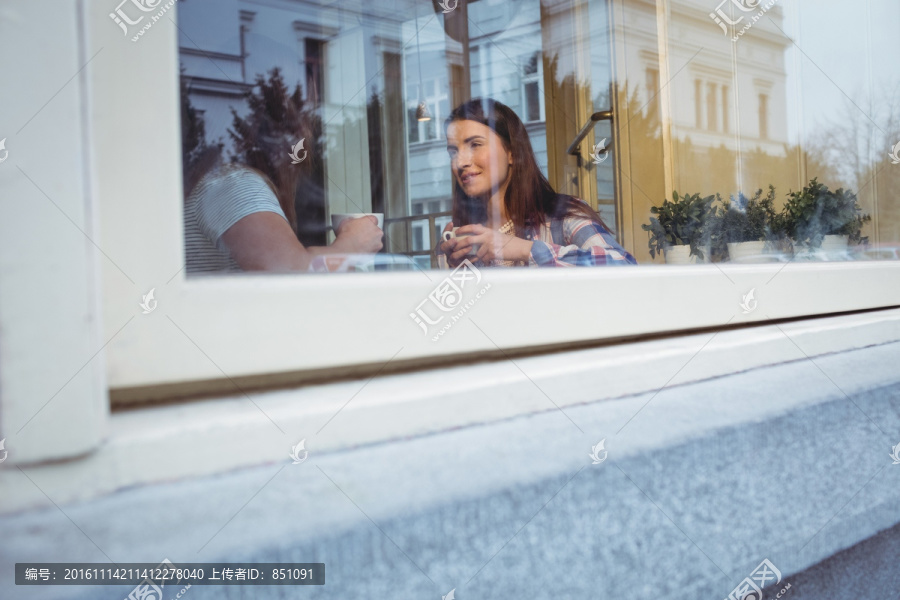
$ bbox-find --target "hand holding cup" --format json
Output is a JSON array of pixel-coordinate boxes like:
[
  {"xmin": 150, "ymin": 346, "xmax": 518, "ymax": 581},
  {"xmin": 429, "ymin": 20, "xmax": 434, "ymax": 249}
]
[
  {"xmin": 333, "ymin": 213, "xmax": 384, "ymax": 253},
  {"xmin": 440, "ymin": 221, "xmax": 481, "ymax": 267}
]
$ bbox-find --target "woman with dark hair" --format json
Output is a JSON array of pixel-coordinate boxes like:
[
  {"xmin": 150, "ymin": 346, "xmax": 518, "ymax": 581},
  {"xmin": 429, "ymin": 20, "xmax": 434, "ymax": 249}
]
[{"xmin": 439, "ymin": 98, "xmax": 637, "ymax": 268}]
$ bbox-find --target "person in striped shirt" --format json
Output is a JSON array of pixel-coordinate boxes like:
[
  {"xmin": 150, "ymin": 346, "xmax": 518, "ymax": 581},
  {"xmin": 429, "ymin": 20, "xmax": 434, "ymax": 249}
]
[
  {"xmin": 183, "ymin": 159, "xmax": 383, "ymax": 275},
  {"xmin": 438, "ymin": 98, "xmax": 637, "ymax": 268}
]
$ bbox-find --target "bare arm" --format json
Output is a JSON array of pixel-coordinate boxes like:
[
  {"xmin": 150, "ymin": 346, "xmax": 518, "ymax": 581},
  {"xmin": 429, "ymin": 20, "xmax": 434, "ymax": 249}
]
[
  {"xmin": 220, "ymin": 213, "xmax": 384, "ymax": 272},
  {"xmin": 220, "ymin": 212, "xmax": 312, "ymax": 272}
]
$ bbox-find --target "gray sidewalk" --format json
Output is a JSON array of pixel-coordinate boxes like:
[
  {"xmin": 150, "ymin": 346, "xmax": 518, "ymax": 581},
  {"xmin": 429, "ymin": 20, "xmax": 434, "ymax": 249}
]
[{"xmin": 3, "ymin": 341, "xmax": 899, "ymax": 600}]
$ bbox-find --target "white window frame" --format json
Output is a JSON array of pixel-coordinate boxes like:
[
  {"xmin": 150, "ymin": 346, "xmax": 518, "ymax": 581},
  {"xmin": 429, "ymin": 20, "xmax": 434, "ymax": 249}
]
[{"xmin": 84, "ymin": 4, "xmax": 900, "ymax": 403}]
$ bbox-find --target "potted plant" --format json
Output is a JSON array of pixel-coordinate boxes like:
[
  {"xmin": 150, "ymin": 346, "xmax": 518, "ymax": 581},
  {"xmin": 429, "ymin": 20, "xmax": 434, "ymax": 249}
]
[
  {"xmin": 709, "ymin": 186, "xmax": 779, "ymax": 263},
  {"xmin": 773, "ymin": 178, "xmax": 871, "ymax": 260},
  {"xmin": 642, "ymin": 191, "xmax": 717, "ymax": 264}
]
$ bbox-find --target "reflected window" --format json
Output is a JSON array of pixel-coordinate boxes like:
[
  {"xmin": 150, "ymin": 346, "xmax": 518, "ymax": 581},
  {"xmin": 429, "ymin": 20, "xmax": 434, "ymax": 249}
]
[
  {"xmin": 695, "ymin": 79, "xmax": 703, "ymax": 128},
  {"xmin": 407, "ymin": 78, "xmax": 448, "ymax": 144},
  {"xmin": 707, "ymin": 82, "xmax": 718, "ymax": 131},
  {"xmin": 304, "ymin": 38, "xmax": 324, "ymax": 108},
  {"xmin": 759, "ymin": 93, "xmax": 769, "ymax": 140},
  {"xmin": 721, "ymin": 85, "xmax": 729, "ymax": 133},
  {"xmin": 646, "ymin": 67, "xmax": 660, "ymax": 120},
  {"xmin": 521, "ymin": 51, "xmax": 544, "ymax": 123}
]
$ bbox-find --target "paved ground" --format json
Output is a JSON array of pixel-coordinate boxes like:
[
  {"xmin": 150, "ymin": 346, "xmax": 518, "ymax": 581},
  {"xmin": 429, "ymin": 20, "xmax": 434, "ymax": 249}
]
[
  {"xmin": 2, "ymin": 342, "xmax": 899, "ymax": 600},
  {"xmin": 773, "ymin": 518, "xmax": 900, "ymax": 599}
]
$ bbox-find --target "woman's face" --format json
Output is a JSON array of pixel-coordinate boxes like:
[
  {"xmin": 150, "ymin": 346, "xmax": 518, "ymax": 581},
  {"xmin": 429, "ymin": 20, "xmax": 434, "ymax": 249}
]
[{"xmin": 446, "ymin": 119, "xmax": 513, "ymax": 200}]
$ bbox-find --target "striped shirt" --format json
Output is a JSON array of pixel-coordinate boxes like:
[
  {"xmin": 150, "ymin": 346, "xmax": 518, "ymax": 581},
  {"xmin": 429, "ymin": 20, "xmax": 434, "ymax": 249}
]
[{"xmin": 183, "ymin": 166, "xmax": 288, "ymax": 274}]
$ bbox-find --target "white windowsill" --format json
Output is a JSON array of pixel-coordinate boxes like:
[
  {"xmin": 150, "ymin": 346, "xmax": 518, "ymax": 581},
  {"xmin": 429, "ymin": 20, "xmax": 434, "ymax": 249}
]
[{"xmin": 3, "ymin": 307, "xmax": 899, "ymax": 515}]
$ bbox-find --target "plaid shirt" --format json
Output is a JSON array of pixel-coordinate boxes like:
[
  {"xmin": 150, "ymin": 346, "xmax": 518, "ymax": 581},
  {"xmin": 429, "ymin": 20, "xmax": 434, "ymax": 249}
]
[
  {"xmin": 527, "ymin": 208, "xmax": 637, "ymax": 267},
  {"xmin": 437, "ymin": 198, "xmax": 637, "ymax": 268}
]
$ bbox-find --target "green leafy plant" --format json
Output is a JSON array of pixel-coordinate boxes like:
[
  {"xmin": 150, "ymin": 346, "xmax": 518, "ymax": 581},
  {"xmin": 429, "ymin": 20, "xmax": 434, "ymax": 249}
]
[
  {"xmin": 705, "ymin": 186, "xmax": 778, "ymax": 261},
  {"xmin": 721, "ymin": 186, "xmax": 777, "ymax": 243},
  {"xmin": 642, "ymin": 191, "xmax": 717, "ymax": 260},
  {"xmin": 772, "ymin": 178, "xmax": 871, "ymax": 248}
]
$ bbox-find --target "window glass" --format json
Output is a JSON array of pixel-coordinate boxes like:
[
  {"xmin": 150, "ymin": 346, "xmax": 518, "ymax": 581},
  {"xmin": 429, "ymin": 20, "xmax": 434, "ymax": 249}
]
[
  {"xmin": 614, "ymin": 0, "xmax": 899, "ymax": 265},
  {"xmin": 176, "ymin": 0, "xmax": 899, "ymax": 275}
]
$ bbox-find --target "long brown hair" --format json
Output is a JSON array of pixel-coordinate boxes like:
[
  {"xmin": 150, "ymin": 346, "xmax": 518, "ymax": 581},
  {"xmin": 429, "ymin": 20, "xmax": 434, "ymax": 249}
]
[
  {"xmin": 444, "ymin": 98, "xmax": 604, "ymax": 237},
  {"xmin": 181, "ymin": 69, "xmax": 323, "ymax": 236},
  {"xmin": 237, "ymin": 147, "xmax": 300, "ymax": 233}
]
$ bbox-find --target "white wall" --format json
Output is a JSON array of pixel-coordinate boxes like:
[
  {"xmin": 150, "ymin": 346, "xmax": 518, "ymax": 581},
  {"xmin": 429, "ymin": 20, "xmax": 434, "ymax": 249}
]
[{"xmin": 0, "ymin": 0, "xmax": 107, "ymax": 463}]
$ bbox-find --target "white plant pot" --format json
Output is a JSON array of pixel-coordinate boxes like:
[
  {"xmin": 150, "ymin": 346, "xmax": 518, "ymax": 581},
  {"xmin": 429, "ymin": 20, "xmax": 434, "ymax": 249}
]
[
  {"xmin": 727, "ymin": 241, "xmax": 767, "ymax": 264},
  {"xmin": 791, "ymin": 242, "xmax": 817, "ymax": 261},
  {"xmin": 793, "ymin": 235, "xmax": 849, "ymax": 261},
  {"xmin": 663, "ymin": 244, "xmax": 696, "ymax": 265},
  {"xmin": 820, "ymin": 234, "xmax": 850, "ymax": 259}
]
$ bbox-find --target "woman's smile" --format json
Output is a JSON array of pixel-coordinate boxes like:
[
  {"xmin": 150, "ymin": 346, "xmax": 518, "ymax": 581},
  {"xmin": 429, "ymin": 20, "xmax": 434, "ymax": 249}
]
[{"xmin": 458, "ymin": 171, "xmax": 480, "ymax": 187}]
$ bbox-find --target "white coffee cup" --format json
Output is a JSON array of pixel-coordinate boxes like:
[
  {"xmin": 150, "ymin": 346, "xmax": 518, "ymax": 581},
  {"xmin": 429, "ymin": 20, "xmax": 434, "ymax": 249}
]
[
  {"xmin": 442, "ymin": 227, "xmax": 479, "ymax": 256},
  {"xmin": 331, "ymin": 213, "xmax": 384, "ymax": 233}
]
